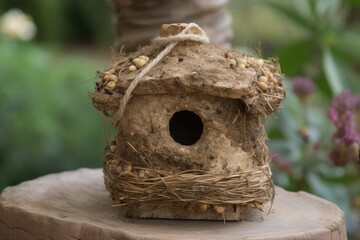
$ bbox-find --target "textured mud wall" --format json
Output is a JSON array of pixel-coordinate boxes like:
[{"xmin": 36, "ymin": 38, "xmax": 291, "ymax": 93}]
[
  {"xmin": 92, "ymin": 42, "xmax": 285, "ymax": 117},
  {"xmin": 115, "ymin": 93, "xmax": 268, "ymax": 174}
]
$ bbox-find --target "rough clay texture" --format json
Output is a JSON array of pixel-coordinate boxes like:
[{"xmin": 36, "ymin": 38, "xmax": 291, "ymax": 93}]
[
  {"xmin": 108, "ymin": 94, "xmax": 268, "ymax": 219},
  {"xmin": 91, "ymin": 24, "xmax": 286, "ymax": 220},
  {"xmin": 0, "ymin": 169, "xmax": 347, "ymax": 240},
  {"xmin": 92, "ymin": 43, "xmax": 285, "ymax": 116},
  {"xmin": 117, "ymin": 94, "xmax": 266, "ymax": 173}
]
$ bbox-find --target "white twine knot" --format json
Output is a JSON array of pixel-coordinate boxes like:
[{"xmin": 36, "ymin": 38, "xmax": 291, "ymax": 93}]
[{"xmin": 110, "ymin": 23, "xmax": 209, "ymax": 123}]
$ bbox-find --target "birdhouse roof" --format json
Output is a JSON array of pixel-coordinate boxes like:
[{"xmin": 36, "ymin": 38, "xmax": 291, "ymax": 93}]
[{"xmin": 92, "ymin": 24, "xmax": 286, "ymax": 116}]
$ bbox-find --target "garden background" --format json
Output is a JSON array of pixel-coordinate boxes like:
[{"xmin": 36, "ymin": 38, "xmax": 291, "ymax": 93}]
[{"xmin": 0, "ymin": 0, "xmax": 359, "ymax": 238}]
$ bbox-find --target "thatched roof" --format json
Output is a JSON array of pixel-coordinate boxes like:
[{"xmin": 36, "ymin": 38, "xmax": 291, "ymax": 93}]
[{"xmin": 92, "ymin": 24, "xmax": 285, "ymax": 116}]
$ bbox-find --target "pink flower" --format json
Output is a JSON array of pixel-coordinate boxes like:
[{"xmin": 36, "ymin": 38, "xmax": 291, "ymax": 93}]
[
  {"xmin": 328, "ymin": 90, "xmax": 360, "ymax": 166},
  {"xmin": 292, "ymin": 76, "xmax": 315, "ymax": 100}
]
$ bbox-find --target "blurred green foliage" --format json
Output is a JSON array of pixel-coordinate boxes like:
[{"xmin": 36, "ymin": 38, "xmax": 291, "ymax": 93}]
[
  {"xmin": 0, "ymin": 36, "xmax": 109, "ymax": 190},
  {"xmin": 0, "ymin": 0, "xmax": 114, "ymax": 45},
  {"xmin": 229, "ymin": 0, "xmax": 360, "ymax": 237},
  {"xmin": 265, "ymin": 0, "xmax": 360, "ymax": 95},
  {"xmin": 253, "ymin": 0, "xmax": 360, "ymax": 237}
]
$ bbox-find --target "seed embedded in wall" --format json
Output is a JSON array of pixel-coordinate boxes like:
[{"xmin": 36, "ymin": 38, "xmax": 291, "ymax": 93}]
[
  {"xmin": 129, "ymin": 65, "xmax": 137, "ymax": 71},
  {"xmin": 236, "ymin": 58, "xmax": 247, "ymax": 66},
  {"xmin": 198, "ymin": 203, "xmax": 208, "ymax": 213},
  {"xmin": 258, "ymin": 76, "xmax": 268, "ymax": 83},
  {"xmin": 110, "ymin": 159, "xmax": 120, "ymax": 166},
  {"xmin": 103, "ymin": 69, "xmax": 114, "ymax": 75},
  {"xmin": 229, "ymin": 59, "xmax": 237, "ymax": 68},
  {"xmin": 102, "ymin": 75, "xmax": 110, "ymax": 82},
  {"xmin": 225, "ymin": 51, "xmax": 234, "ymax": 59},
  {"xmin": 133, "ymin": 58, "xmax": 147, "ymax": 68},
  {"xmin": 257, "ymin": 81, "xmax": 269, "ymax": 91},
  {"xmin": 106, "ymin": 81, "xmax": 116, "ymax": 90},
  {"xmin": 109, "ymin": 144, "xmax": 117, "ymax": 153},
  {"xmin": 138, "ymin": 55, "xmax": 149, "ymax": 62},
  {"xmin": 213, "ymin": 205, "xmax": 226, "ymax": 214},
  {"xmin": 108, "ymin": 74, "xmax": 118, "ymax": 83},
  {"xmin": 238, "ymin": 63, "xmax": 246, "ymax": 69},
  {"xmin": 269, "ymin": 78, "xmax": 278, "ymax": 84},
  {"xmin": 254, "ymin": 59, "xmax": 264, "ymax": 67},
  {"xmin": 123, "ymin": 162, "xmax": 132, "ymax": 173}
]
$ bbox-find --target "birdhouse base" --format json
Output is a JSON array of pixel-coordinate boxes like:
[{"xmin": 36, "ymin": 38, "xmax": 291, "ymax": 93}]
[
  {"xmin": 0, "ymin": 168, "xmax": 347, "ymax": 240},
  {"xmin": 123, "ymin": 202, "xmax": 257, "ymax": 221}
]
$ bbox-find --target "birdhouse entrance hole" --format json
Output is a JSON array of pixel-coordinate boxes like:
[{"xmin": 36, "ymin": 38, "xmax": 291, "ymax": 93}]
[{"xmin": 169, "ymin": 110, "xmax": 203, "ymax": 146}]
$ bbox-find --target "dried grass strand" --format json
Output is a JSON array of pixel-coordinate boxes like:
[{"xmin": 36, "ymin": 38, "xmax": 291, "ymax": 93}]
[{"xmin": 104, "ymin": 163, "xmax": 274, "ymax": 211}]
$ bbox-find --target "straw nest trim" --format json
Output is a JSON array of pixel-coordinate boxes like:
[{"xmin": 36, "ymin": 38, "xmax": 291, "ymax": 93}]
[{"xmin": 104, "ymin": 161, "xmax": 274, "ymax": 211}]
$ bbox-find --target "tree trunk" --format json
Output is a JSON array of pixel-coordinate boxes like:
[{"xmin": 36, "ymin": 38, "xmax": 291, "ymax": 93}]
[{"xmin": 107, "ymin": 0, "xmax": 232, "ymax": 52}]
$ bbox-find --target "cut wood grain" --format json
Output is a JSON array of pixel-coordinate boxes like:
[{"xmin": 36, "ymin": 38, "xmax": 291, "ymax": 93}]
[{"xmin": 0, "ymin": 168, "xmax": 346, "ymax": 240}]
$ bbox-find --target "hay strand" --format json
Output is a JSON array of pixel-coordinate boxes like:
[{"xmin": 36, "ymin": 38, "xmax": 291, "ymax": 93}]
[{"xmin": 104, "ymin": 160, "xmax": 274, "ymax": 211}]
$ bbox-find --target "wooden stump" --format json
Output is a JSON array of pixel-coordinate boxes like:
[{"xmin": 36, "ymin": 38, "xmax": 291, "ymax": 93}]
[{"xmin": 0, "ymin": 168, "xmax": 346, "ymax": 240}]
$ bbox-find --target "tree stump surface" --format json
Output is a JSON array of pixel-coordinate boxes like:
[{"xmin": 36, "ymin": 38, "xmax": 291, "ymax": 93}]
[{"xmin": 0, "ymin": 168, "xmax": 346, "ymax": 240}]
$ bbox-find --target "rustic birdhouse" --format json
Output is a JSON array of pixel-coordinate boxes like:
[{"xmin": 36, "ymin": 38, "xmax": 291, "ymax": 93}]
[{"xmin": 91, "ymin": 23, "xmax": 286, "ymax": 221}]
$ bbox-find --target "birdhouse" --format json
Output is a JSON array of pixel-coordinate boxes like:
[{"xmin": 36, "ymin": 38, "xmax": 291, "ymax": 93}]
[{"xmin": 91, "ymin": 23, "xmax": 286, "ymax": 221}]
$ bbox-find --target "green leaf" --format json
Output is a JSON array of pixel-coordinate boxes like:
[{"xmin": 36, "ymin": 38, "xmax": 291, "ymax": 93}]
[
  {"xmin": 319, "ymin": 169, "xmax": 360, "ymax": 184},
  {"xmin": 336, "ymin": 30, "xmax": 360, "ymax": 61},
  {"xmin": 342, "ymin": 0, "xmax": 360, "ymax": 6},
  {"xmin": 322, "ymin": 48, "xmax": 343, "ymax": 94},
  {"xmin": 263, "ymin": 1, "xmax": 315, "ymax": 33},
  {"xmin": 277, "ymin": 39, "xmax": 314, "ymax": 76},
  {"xmin": 339, "ymin": 60, "xmax": 360, "ymax": 93},
  {"xmin": 322, "ymin": 48, "xmax": 360, "ymax": 93},
  {"xmin": 314, "ymin": 71, "xmax": 333, "ymax": 99},
  {"xmin": 315, "ymin": 0, "xmax": 341, "ymax": 19}
]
